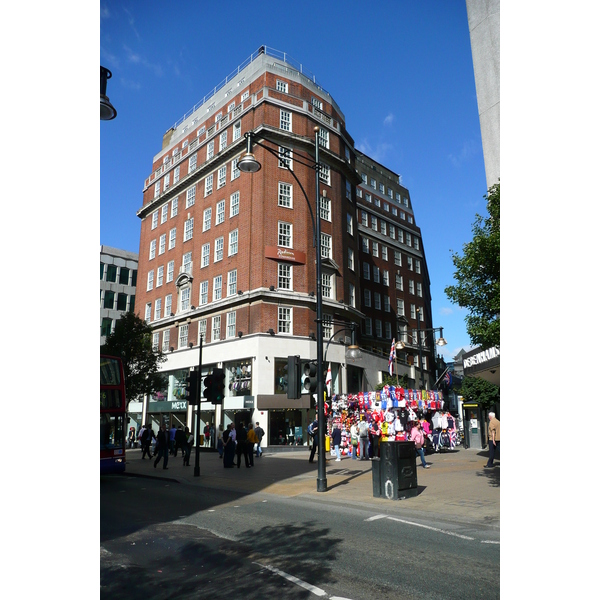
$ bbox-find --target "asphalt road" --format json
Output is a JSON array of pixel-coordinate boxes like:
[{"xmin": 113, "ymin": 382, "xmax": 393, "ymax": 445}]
[{"xmin": 101, "ymin": 475, "xmax": 499, "ymax": 599}]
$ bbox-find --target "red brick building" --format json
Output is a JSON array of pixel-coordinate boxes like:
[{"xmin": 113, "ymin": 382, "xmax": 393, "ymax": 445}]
[{"xmin": 132, "ymin": 48, "xmax": 439, "ymax": 446}]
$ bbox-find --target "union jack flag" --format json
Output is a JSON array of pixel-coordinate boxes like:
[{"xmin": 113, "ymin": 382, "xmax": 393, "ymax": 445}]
[{"xmin": 388, "ymin": 339, "xmax": 396, "ymax": 376}]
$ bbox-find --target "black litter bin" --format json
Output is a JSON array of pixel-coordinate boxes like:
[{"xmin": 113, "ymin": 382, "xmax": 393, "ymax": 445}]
[{"xmin": 372, "ymin": 441, "xmax": 418, "ymax": 500}]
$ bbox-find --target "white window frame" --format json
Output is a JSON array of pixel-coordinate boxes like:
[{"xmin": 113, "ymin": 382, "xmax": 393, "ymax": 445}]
[
  {"xmin": 227, "ymin": 270, "xmax": 237, "ymax": 296},
  {"xmin": 201, "ymin": 243, "xmax": 210, "ymax": 268},
  {"xmin": 226, "ymin": 311, "xmax": 236, "ymax": 339},
  {"xmin": 278, "ymin": 182, "xmax": 292, "ymax": 208},
  {"xmin": 228, "ymin": 229, "xmax": 238, "ymax": 256},
  {"xmin": 278, "ymin": 306, "xmax": 292, "ymax": 334},
  {"xmin": 230, "ymin": 191, "xmax": 239, "ymax": 217},
  {"xmin": 214, "ymin": 236, "xmax": 224, "ymax": 262}
]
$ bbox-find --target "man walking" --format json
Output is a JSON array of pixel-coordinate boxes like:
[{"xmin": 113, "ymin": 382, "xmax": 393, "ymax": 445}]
[
  {"xmin": 308, "ymin": 417, "xmax": 318, "ymax": 463},
  {"xmin": 154, "ymin": 424, "xmax": 169, "ymax": 469},
  {"xmin": 331, "ymin": 422, "xmax": 342, "ymax": 461},
  {"xmin": 236, "ymin": 421, "xmax": 249, "ymax": 468},
  {"xmin": 255, "ymin": 421, "xmax": 265, "ymax": 457},
  {"xmin": 484, "ymin": 412, "xmax": 500, "ymax": 468},
  {"xmin": 358, "ymin": 416, "xmax": 369, "ymax": 460}
]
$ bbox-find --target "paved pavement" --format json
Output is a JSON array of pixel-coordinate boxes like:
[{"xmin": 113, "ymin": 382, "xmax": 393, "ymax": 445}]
[{"xmin": 121, "ymin": 444, "xmax": 500, "ymax": 529}]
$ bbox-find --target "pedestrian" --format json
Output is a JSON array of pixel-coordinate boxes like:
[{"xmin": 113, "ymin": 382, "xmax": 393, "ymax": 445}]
[
  {"xmin": 484, "ymin": 412, "xmax": 500, "ymax": 468},
  {"xmin": 216, "ymin": 424, "xmax": 224, "ymax": 459},
  {"xmin": 169, "ymin": 423, "xmax": 177, "ymax": 455},
  {"xmin": 141, "ymin": 425, "xmax": 155, "ymax": 459},
  {"xmin": 174, "ymin": 425, "xmax": 186, "ymax": 458},
  {"xmin": 410, "ymin": 421, "xmax": 430, "ymax": 468},
  {"xmin": 350, "ymin": 420, "xmax": 358, "ymax": 459},
  {"xmin": 183, "ymin": 426, "xmax": 193, "ymax": 466},
  {"xmin": 223, "ymin": 424, "xmax": 236, "ymax": 468},
  {"xmin": 246, "ymin": 423, "xmax": 258, "ymax": 467},
  {"xmin": 254, "ymin": 421, "xmax": 265, "ymax": 457},
  {"xmin": 358, "ymin": 416, "xmax": 369, "ymax": 460},
  {"xmin": 210, "ymin": 423, "xmax": 215, "ymax": 449},
  {"xmin": 331, "ymin": 422, "xmax": 342, "ymax": 461},
  {"xmin": 236, "ymin": 421, "xmax": 249, "ymax": 468},
  {"xmin": 127, "ymin": 427, "xmax": 136, "ymax": 449},
  {"xmin": 154, "ymin": 424, "xmax": 169, "ymax": 469},
  {"xmin": 203, "ymin": 423, "xmax": 211, "ymax": 448},
  {"xmin": 308, "ymin": 417, "xmax": 319, "ymax": 463}
]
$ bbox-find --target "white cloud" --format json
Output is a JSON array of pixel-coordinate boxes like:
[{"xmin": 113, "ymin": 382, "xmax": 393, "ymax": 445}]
[
  {"xmin": 439, "ymin": 307, "xmax": 454, "ymax": 316},
  {"xmin": 383, "ymin": 113, "xmax": 395, "ymax": 126},
  {"xmin": 448, "ymin": 139, "xmax": 479, "ymax": 168}
]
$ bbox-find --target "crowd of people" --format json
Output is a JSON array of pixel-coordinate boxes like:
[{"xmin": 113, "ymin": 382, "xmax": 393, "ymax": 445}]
[{"xmin": 133, "ymin": 420, "xmax": 265, "ymax": 470}]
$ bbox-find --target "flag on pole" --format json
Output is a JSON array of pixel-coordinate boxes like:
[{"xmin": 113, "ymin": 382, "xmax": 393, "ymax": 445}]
[
  {"xmin": 443, "ymin": 371, "xmax": 452, "ymax": 386},
  {"xmin": 325, "ymin": 363, "xmax": 332, "ymax": 396},
  {"xmin": 388, "ymin": 339, "xmax": 396, "ymax": 376}
]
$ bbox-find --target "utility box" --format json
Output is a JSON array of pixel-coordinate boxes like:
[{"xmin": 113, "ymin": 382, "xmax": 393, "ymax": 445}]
[{"xmin": 372, "ymin": 441, "xmax": 418, "ymax": 500}]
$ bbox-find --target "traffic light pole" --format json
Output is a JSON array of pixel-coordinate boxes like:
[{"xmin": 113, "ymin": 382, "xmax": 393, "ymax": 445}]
[{"xmin": 194, "ymin": 335, "xmax": 203, "ymax": 477}]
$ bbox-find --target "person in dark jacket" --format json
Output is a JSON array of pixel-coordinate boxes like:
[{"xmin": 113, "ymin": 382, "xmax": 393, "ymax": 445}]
[
  {"xmin": 154, "ymin": 424, "xmax": 169, "ymax": 469},
  {"xmin": 235, "ymin": 422, "xmax": 250, "ymax": 468},
  {"xmin": 308, "ymin": 418, "xmax": 319, "ymax": 463},
  {"xmin": 331, "ymin": 422, "xmax": 342, "ymax": 461},
  {"xmin": 141, "ymin": 425, "xmax": 155, "ymax": 459},
  {"xmin": 174, "ymin": 426, "xmax": 186, "ymax": 458}
]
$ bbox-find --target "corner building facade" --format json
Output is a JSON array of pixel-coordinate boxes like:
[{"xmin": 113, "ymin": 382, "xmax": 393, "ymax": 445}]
[{"xmin": 133, "ymin": 48, "xmax": 438, "ymax": 448}]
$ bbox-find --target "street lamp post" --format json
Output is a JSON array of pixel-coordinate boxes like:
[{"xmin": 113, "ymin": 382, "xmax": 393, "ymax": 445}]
[{"xmin": 239, "ymin": 127, "xmax": 328, "ymax": 491}]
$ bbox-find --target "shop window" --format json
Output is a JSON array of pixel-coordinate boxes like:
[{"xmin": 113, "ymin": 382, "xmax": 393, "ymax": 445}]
[{"xmin": 225, "ymin": 359, "xmax": 252, "ymax": 396}]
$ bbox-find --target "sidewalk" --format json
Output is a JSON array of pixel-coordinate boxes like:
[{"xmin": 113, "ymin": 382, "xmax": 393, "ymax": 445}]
[{"xmin": 123, "ymin": 445, "xmax": 500, "ymax": 528}]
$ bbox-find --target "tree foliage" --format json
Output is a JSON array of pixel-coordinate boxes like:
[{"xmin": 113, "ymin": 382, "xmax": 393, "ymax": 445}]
[
  {"xmin": 375, "ymin": 373, "xmax": 410, "ymax": 391},
  {"xmin": 445, "ymin": 183, "xmax": 500, "ymax": 349},
  {"xmin": 101, "ymin": 312, "xmax": 167, "ymax": 407},
  {"xmin": 458, "ymin": 376, "xmax": 500, "ymax": 410}
]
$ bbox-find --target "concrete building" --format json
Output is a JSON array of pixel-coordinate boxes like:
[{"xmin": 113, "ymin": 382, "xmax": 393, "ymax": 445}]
[
  {"xmin": 466, "ymin": 0, "xmax": 500, "ymax": 189},
  {"xmin": 132, "ymin": 47, "xmax": 439, "ymax": 447},
  {"xmin": 100, "ymin": 245, "xmax": 138, "ymax": 344}
]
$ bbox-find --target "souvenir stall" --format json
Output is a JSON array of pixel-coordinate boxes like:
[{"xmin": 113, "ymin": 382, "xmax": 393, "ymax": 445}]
[{"xmin": 327, "ymin": 385, "xmax": 458, "ymax": 458}]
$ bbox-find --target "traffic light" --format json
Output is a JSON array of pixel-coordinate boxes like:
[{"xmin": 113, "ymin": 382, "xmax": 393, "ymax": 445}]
[
  {"xmin": 185, "ymin": 370, "xmax": 199, "ymax": 405},
  {"xmin": 303, "ymin": 361, "xmax": 318, "ymax": 394},
  {"xmin": 203, "ymin": 373, "xmax": 214, "ymax": 403},
  {"xmin": 287, "ymin": 355, "xmax": 301, "ymax": 399},
  {"xmin": 212, "ymin": 368, "xmax": 225, "ymax": 404}
]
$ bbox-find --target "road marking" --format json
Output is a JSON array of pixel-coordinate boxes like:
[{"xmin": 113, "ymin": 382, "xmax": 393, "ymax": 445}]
[
  {"xmin": 365, "ymin": 514, "xmax": 388, "ymax": 522},
  {"xmin": 256, "ymin": 563, "xmax": 328, "ymax": 596},
  {"xmin": 386, "ymin": 516, "xmax": 475, "ymax": 540},
  {"xmin": 481, "ymin": 540, "xmax": 500, "ymax": 544}
]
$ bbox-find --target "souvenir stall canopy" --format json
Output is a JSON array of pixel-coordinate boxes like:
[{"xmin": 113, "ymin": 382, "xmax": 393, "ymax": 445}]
[{"xmin": 326, "ymin": 385, "xmax": 459, "ymax": 457}]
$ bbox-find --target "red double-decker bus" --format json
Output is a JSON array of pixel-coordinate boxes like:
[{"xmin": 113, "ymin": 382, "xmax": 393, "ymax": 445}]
[{"xmin": 100, "ymin": 354, "xmax": 127, "ymax": 474}]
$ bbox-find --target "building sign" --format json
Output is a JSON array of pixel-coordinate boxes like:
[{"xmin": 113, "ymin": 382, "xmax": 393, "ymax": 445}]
[
  {"xmin": 265, "ymin": 246, "xmax": 306, "ymax": 265},
  {"xmin": 148, "ymin": 400, "xmax": 188, "ymax": 412},
  {"xmin": 463, "ymin": 346, "xmax": 500, "ymax": 375}
]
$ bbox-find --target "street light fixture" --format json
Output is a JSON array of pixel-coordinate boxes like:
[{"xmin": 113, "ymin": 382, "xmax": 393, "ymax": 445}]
[
  {"xmin": 239, "ymin": 127, "xmax": 328, "ymax": 492},
  {"xmin": 100, "ymin": 66, "xmax": 117, "ymax": 121}
]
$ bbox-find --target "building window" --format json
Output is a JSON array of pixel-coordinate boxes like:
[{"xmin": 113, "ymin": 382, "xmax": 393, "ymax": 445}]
[
  {"xmin": 161, "ymin": 205, "xmax": 168, "ymax": 224},
  {"xmin": 397, "ymin": 298, "xmax": 405, "ymax": 316},
  {"xmin": 186, "ymin": 186, "xmax": 196, "ymax": 208},
  {"xmin": 101, "ymin": 318, "xmax": 113, "ymax": 338},
  {"xmin": 347, "ymin": 213, "xmax": 353, "ymax": 235},
  {"xmin": 162, "ymin": 329, "xmax": 170, "ymax": 352},
  {"xmin": 417, "ymin": 283, "xmax": 423, "ymax": 297},
  {"xmin": 183, "ymin": 252, "xmax": 192, "ymax": 274},
  {"xmin": 394, "ymin": 251, "xmax": 402, "ymax": 266},
  {"xmin": 226, "ymin": 311, "xmax": 236, "ymax": 338},
  {"xmin": 319, "ymin": 195, "xmax": 331, "ymax": 221},
  {"xmin": 231, "ymin": 157, "xmax": 240, "ymax": 180},
  {"xmin": 321, "ymin": 273, "xmax": 333, "ymax": 298},
  {"xmin": 154, "ymin": 182, "xmax": 160, "ymax": 199},
  {"xmin": 199, "ymin": 280, "xmax": 209, "ymax": 305},
  {"xmin": 375, "ymin": 320, "xmax": 383, "ymax": 338},
  {"xmin": 383, "ymin": 270, "xmax": 389, "ymax": 286},
  {"xmin": 415, "ymin": 259, "xmax": 421, "ymax": 274},
  {"xmin": 149, "ymin": 239, "xmax": 156, "ymax": 260},
  {"xmin": 396, "ymin": 274, "xmax": 403, "ymax": 291},
  {"xmin": 154, "ymin": 298, "xmax": 162, "ymax": 321},
  {"xmin": 278, "ymin": 263, "xmax": 291, "ymax": 290},
  {"xmin": 382, "ymin": 246, "xmax": 388, "ymax": 261},
  {"xmin": 319, "ymin": 163, "xmax": 330, "ymax": 185},
  {"xmin": 349, "ymin": 283, "xmax": 355, "ymax": 307},
  {"xmin": 203, "ymin": 208, "xmax": 212, "ymax": 232},
  {"xmin": 171, "ymin": 197, "xmax": 178, "ymax": 217},
  {"xmin": 233, "ymin": 120, "xmax": 241, "ymax": 141},
  {"xmin": 278, "ymin": 307, "xmax": 291, "ymax": 334},
  {"xmin": 278, "ymin": 146, "xmax": 292, "ymax": 169},
  {"xmin": 103, "ymin": 290, "xmax": 115, "ymax": 310},
  {"xmin": 165, "ymin": 294, "xmax": 172, "ymax": 316},
  {"xmin": 213, "ymin": 275, "xmax": 222, "ymax": 301},
  {"xmin": 385, "ymin": 322, "xmax": 392, "ymax": 339},
  {"xmin": 157, "ymin": 265, "xmax": 164, "ymax": 287},
  {"xmin": 363, "ymin": 262, "xmax": 370, "ymax": 280},
  {"xmin": 318, "ymin": 128, "xmax": 329, "ymax": 149},
  {"xmin": 216, "ymin": 200, "xmax": 225, "ymax": 225},
  {"xmin": 280, "ymin": 110, "xmax": 291, "ymax": 131},
  {"xmin": 373, "ymin": 267, "xmax": 380, "ymax": 284},
  {"xmin": 179, "ymin": 323, "xmax": 189, "ymax": 348},
  {"xmin": 219, "ymin": 130, "xmax": 227, "ymax": 152},
  {"xmin": 320, "ymin": 233, "xmax": 332, "ymax": 259},
  {"xmin": 230, "ymin": 191, "xmax": 239, "ymax": 217},
  {"xmin": 205, "ymin": 174, "xmax": 213, "ymax": 196},
  {"xmin": 278, "ymin": 222, "xmax": 292, "ymax": 248},
  {"xmin": 227, "ymin": 270, "xmax": 237, "ymax": 296},
  {"xmin": 201, "ymin": 243, "xmax": 210, "ymax": 268},
  {"xmin": 184, "ymin": 218, "xmax": 194, "ymax": 242},
  {"xmin": 215, "ymin": 237, "xmax": 224, "ymax": 262},
  {"xmin": 117, "ymin": 293, "xmax": 128, "ymax": 311},
  {"xmin": 371, "ymin": 216, "xmax": 378, "ymax": 232},
  {"xmin": 152, "ymin": 211, "xmax": 158, "ymax": 229},
  {"xmin": 145, "ymin": 303, "xmax": 151, "ymax": 322},
  {"xmin": 159, "ymin": 234, "xmax": 166, "ymax": 255},
  {"xmin": 169, "ymin": 228, "xmax": 176, "ymax": 250},
  {"xmin": 348, "ymin": 248, "xmax": 354, "ymax": 270},
  {"xmin": 212, "ymin": 316, "xmax": 221, "ymax": 342},
  {"xmin": 173, "ymin": 166, "xmax": 180, "ymax": 185},
  {"xmin": 198, "ymin": 319, "xmax": 207, "ymax": 343},
  {"xmin": 372, "ymin": 241, "xmax": 379, "ymax": 258},
  {"xmin": 278, "ymin": 182, "xmax": 292, "ymax": 208},
  {"xmin": 374, "ymin": 293, "xmax": 381, "ymax": 310},
  {"xmin": 207, "ymin": 140, "xmax": 214, "ymax": 160},
  {"xmin": 361, "ymin": 212, "xmax": 368, "ymax": 227},
  {"xmin": 218, "ymin": 165, "xmax": 227, "ymax": 188},
  {"xmin": 407, "ymin": 256, "xmax": 413, "ymax": 271},
  {"xmin": 189, "ymin": 153, "xmax": 197, "ymax": 172},
  {"xmin": 167, "ymin": 261, "xmax": 174, "ymax": 283},
  {"xmin": 228, "ymin": 229, "xmax": 238, "ymax": 256},
  {"xmin": 364, "ymin": 289, "xmax": 371, "ymax": 308},
  {"xmin": 147, "ymin": 270, "xmax": 154, "ymax": 291},
  {"xmin": 361, "ymin": 237, "xmax": 369, "ymax": 254},
  {"xmin": 181, "ymin": 287, "xmax": 191, "ymax": 312},
  {"xmin": 276, "ymin": 80, "xmax": 288, "ymax": 93}
]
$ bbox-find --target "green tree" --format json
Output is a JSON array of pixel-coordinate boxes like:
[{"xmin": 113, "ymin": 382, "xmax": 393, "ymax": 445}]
[
  {"xmin": 458, "ymin": 376, "xmax": 500, "ymax": 411},
  {"xmin": 445, "ymin": 183, "xmax": 500, "ymax": 349},
  {"xmin": 375, "ymin": 373, "xmax": 410, "ymax": 391},
  {"xmin": 101, "ymin": 312, "xmax": 167, "ymax": 407}
]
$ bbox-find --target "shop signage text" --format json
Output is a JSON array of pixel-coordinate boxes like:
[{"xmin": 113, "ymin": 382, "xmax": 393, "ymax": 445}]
[
  {"xmin": 463, "ymin": 346, "xmax": 500, "ymax": 369},
  {"xmin": 265, "ymin": 246, "xmax": 306, "ymax": 265}
]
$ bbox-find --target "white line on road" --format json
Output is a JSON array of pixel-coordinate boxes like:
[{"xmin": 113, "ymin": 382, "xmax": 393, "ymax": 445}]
[
  {"xmin": 386, "ymin": 516, "xmax": 475, "ymax": 540},
  {"xmin": 364, "ymin": 514, "xmax": 388, "ymax": 522},
  {"xmin": 255, "ymin": 563, "xmax": 328, "ymax": 596},
  {"xmin": 481, "ymin": 540, "xmax": 500, "ymax": 544}
]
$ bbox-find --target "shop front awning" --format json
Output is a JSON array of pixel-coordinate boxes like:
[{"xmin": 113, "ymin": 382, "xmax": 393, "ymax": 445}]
[{"xmin": 462, "ymin": 346, "xmax": 500, "ymax": 386}]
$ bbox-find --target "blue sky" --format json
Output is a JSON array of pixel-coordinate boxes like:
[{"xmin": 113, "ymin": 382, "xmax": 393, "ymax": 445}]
[{"xmin": 100, "ymin": 0, "xmax": 488, "ymax": 363}]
